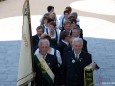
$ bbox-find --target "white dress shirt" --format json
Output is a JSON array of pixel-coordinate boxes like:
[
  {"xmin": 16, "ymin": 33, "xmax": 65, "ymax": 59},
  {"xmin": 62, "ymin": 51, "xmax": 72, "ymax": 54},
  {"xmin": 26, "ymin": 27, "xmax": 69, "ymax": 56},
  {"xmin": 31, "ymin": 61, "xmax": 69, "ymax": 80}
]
[{"xmin": 35, "ymin": 48, "xmax": 62, "ymax": 65}]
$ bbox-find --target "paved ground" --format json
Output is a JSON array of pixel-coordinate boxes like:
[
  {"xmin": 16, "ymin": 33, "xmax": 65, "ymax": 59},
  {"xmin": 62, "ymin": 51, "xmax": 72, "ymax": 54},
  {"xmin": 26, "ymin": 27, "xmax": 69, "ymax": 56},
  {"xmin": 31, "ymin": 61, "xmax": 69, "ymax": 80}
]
[{"xmin": 0, "ymin": 0, "xmax": 115, "ymax": 86}]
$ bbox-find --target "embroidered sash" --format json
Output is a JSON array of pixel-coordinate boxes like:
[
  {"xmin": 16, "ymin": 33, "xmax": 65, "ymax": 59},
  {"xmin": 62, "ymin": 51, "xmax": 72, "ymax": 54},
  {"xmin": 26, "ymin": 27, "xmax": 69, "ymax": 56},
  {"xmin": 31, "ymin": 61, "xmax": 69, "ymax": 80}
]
[
  {"xmin": 34, "ymin": 54, "xmax": 55, "ymax": 86},
  {"xmin": 84, "ymin": 64, "xmax": 94, "ymax": 86}
]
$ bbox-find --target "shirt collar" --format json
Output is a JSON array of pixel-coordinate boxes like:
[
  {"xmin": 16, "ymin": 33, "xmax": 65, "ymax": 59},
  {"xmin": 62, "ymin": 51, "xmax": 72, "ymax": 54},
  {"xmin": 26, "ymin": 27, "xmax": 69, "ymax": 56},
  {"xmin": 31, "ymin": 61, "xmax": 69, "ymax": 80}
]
[
  {"xmin": 34, "ymin": 49, "xmax": 47, "ymax": 60},
  {"xmin": 43, "ymin": 54, "xmax": 47, "ymax": 60},
  {"xmin": 74, "ymin": 50, "xmax": 81, "ymax": 59},
  {"xmin": 62, "ymin": 40, "xmax": 69, "ymax": 46},
  {"xmin": 43, "ymin": 24, "xmax": 47, "ymax": 28},
  {"xmin": 39, "ymin": 51, "xmax": 47, "ymax": 59},
  {"xmin": 37, "ymin": 36, "xmax": 40, "ymax": 38}
]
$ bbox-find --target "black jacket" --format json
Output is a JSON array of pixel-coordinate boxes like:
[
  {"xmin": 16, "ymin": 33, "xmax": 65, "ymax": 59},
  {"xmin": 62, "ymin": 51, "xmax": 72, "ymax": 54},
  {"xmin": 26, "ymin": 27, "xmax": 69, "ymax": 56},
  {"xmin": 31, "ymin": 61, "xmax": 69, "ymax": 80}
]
[
  {"xmin": 82, "ymin": 39, "xmax": 88, "ymax": 52},
  {"xmin": 57, "ymin": 41, "xmax": 69, "ymax": 58},
  {"xmin": 61, "ymin": 51, "xmax": 92, "ymax": 86},
  {"xmin": 34, "ymin": 54, "xmax": 58, "ymax": 86},
  {"xmin": 32, "ymin": 35, "xmax": 40, "ymax": 53}
]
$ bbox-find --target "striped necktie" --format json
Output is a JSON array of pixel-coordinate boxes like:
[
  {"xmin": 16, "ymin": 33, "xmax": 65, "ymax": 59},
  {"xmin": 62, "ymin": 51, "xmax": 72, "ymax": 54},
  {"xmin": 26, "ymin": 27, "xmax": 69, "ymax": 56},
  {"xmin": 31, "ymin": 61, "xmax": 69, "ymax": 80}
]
[{"xmin": 75, "ymin": 54, "xmax": 78, "ymax": 61}]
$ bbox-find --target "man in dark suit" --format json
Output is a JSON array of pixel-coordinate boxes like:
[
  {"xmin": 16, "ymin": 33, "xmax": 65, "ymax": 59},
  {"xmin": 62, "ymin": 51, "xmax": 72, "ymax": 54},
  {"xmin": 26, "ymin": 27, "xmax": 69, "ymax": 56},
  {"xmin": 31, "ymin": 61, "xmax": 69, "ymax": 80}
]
[
  {"xmin": 60, "ymin": 38, "xmax": 92, "ymax": 86},
  {"xmin": 72, "ymin": 28, "xmax": 88, "ymax": 52},
  {"xmin": 32, "ymin": 26, "xmax": 44, "ymax": 53},
  {"xmin": 63, "ymin": 36, "xmax": 74, "ymax": 53},
  {"xmin": 63, "ymin": 26, "xmax": 88, "ymax": 53},
  {"xmin": 57, "ymin": 30, "xmax": 70, "ymax": 58},
  {"xmin": 34, "ymin": 39, "xmax": 58, "ymax": 86}
]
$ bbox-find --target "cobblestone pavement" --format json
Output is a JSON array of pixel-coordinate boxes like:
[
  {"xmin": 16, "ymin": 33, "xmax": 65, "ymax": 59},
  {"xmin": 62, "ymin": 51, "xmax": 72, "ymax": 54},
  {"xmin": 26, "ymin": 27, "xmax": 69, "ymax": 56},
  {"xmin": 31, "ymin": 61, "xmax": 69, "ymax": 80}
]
[{"xmin": 0, "ymin": 0, "xmax": 115, "ymax": 86}]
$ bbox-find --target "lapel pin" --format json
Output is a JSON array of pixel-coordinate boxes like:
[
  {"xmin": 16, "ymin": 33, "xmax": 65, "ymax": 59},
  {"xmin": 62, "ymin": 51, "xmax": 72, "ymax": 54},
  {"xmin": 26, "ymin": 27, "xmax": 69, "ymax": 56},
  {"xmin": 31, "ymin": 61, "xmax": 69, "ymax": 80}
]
[
  {"xmin": 72, "ymin": 59, "xmax": 75, "ymax": 63},
  {"xmin": 79, "ymin": 58, "xmax": 83, "ymax": 62}
]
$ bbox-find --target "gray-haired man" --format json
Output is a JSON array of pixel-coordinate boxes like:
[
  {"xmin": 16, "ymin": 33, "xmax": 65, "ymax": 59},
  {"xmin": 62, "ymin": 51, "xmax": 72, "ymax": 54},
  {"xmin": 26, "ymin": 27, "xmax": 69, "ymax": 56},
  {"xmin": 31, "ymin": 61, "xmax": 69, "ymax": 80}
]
[
  {"xmin": 60, "ymin": 38, "xmax": 92, "ymax": 86},
  {"xmin": 34, "ymin": 39, "xmax": 58, "ymax": 86}
]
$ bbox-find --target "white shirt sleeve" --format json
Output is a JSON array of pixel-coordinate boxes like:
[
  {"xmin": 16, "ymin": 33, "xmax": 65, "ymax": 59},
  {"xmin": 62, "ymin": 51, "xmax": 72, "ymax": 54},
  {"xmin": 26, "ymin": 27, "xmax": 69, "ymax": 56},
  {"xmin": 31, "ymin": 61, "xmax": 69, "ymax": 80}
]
[
  {"xmin": 56, "ymin": 29, "xmax": 60, "ymax": 43},
  {"xmin": 50, "ymin": 48, "xmax": 62, "ymax": 66},
  {"xmin": 59, "ymin": 14, "xmax": 64, "ymax": 20},
  {"xmin": 76, "ymin": 17, "xmax": 80, "ymax": 26},
  {"xmin": 56, "ymin": 19, "xmax": 60, "ymax": 28},
  {"xmin": 56, "ymin": 50, "xmax": 62, "ymax": 65},
  {"xmin": 34, "ymin": 48, "xmax": 39, "ymax": 55}
]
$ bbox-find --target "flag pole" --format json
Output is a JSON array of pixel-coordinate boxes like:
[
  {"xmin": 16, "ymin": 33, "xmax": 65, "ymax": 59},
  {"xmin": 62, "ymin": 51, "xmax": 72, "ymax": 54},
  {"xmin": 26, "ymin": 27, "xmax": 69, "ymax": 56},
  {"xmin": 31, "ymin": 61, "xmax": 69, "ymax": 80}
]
[
  {"xmin": 17, "ymin": 0, "xmax": 35, "ymax": 85},
  {"xmin": 27, "ymin": 0, "xmax": 36, "ymax": 85}
]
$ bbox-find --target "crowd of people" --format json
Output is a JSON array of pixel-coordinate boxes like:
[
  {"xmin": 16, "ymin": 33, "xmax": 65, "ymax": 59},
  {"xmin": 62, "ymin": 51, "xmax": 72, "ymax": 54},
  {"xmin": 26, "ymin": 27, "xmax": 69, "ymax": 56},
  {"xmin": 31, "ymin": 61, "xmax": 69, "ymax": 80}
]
[{"xmin": 32, "ymin": 5, "xmax": 98, "ymax": 86}]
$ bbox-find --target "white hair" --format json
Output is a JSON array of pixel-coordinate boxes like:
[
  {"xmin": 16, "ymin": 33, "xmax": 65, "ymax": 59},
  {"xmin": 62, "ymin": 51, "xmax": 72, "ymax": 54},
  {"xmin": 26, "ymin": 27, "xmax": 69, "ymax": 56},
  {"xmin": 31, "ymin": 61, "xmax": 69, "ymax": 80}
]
[
  {"xmin": 72, "ymin": 38, "xmax": 83, "ymax": 45},
  {"xmin": 38, "ymin": 39, "xmax": 50, "ymax": 47}
]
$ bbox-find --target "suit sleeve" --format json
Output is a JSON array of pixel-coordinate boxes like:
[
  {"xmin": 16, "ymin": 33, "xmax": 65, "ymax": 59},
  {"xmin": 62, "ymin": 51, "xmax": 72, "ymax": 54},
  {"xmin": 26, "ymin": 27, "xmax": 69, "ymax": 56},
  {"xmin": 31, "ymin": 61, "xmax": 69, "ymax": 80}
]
[
  {"xmin": 59, "ymin": 53, "xmax": 67, "ymax": 85},
  {"xmin": 51, "ymin": 56, "xmax": 59, "ymax": 85},
  {"xmin": 86, "ymin": 53, "xmax": 92, "ymax": 66}
]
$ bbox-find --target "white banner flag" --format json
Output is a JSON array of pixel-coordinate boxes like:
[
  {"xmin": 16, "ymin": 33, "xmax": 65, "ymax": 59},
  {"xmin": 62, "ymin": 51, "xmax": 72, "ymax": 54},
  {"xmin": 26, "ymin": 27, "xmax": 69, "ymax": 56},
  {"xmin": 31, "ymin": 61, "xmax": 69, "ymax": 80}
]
[{"xmin": 17, "ymin": 0, "xmax": 33, "ymax": 85}]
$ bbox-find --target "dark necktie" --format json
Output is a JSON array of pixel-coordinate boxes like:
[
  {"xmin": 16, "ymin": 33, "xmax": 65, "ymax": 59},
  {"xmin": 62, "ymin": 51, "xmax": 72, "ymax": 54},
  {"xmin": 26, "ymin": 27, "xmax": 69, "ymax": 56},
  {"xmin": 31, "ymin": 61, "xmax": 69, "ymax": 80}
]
[{"xmin": 75, "ymin": 54, "xmax": 78, "ymax": 61}]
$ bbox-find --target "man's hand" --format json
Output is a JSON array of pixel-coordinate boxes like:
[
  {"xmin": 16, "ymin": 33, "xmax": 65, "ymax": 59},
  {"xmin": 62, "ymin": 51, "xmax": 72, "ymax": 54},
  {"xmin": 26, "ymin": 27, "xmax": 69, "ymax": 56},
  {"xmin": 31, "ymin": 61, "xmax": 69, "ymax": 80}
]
[{"xmin": 92, "ymin": 62, "xmax": 100, "ymax": 70}]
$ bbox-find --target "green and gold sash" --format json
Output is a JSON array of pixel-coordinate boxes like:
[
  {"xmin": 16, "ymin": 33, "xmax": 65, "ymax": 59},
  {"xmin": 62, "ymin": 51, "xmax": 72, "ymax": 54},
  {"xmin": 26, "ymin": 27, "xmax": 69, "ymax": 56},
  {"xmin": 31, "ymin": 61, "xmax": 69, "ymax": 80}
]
[
  {"xmin": 84, "ymin": 65, "xmax": 94, "ymax": 86},
  {"xmin": 34, "ymin": 53, "xmax": 55, "ymax": 86}
]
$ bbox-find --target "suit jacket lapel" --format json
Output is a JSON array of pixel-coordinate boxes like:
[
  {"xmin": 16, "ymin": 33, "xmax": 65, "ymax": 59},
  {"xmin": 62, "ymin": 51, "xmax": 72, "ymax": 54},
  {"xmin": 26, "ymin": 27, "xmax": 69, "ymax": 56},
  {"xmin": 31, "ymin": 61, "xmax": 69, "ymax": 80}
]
[
  {"xmin": 45, "ymin": 54, "xmax": 50, "ymax": 61},
  {"xmin": 71, "ymin": 51, "xmax": 76, "ymax": 60},
  {"xmin": 79, "ymin": 51, "xmax": 84, "ymax": 62}
]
